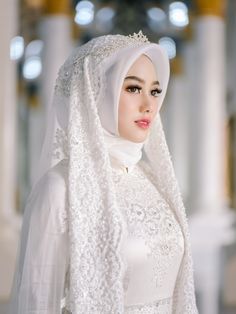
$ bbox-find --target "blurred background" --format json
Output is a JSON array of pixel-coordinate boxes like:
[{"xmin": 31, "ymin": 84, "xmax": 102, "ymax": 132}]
[{"xmin": 0, "ymin": 0, "xmax": 236, "ymax": 313}]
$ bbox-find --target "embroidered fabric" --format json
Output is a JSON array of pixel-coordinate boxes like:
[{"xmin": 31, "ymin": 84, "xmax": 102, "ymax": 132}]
[
  {"xmin": 125, "ymin": 297, "xmax": 172, "ymax": 314},
  {"xmin": 9, "ymin": 32, "xmax": 198, "ymax": 314},
  {"xmin": 111, "ymin": 162, "xmax": 184, "ymax": 311}
]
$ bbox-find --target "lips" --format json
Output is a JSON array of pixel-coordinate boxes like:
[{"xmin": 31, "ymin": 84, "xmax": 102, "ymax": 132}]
[{"xmin": 135, "ymin": 119, "xmax": 151, "ymax": 129}]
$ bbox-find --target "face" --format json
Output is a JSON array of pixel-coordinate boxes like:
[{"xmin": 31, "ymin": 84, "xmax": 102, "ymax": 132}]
[{"xmin": 118, "ymin": 54, "xmax": 162, "ymax": 143}]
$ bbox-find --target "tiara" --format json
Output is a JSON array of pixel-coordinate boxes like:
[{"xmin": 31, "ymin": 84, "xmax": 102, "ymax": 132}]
[{"xmin": 128, "ymin": 30, "xmax": 150, "ymax": 44}]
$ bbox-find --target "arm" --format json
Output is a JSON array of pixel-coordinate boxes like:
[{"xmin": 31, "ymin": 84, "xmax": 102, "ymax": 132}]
[{"xmin": 9, "ymin": 162, "xmax": 69, "ymax": 314}]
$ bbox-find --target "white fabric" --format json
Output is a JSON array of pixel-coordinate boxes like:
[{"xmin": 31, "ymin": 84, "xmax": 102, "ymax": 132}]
[
  {"xmin": 103, "ymin": 128, "xmax": 144, "ymax": 170},
  {"xmin": 9, "ymin": 32, "xmax": 198, "ymax": 314},
  {"xmin": 9, "ymin": 160, "xmax": 69, "ymax": 313},
  {"xmin": 111, "ymin": 160, "xmax": 185, "ymax": 312}
]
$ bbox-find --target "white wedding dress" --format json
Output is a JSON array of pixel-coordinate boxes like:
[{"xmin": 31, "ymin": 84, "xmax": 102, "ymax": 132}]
[
  {"xmin": 111, "ymin": 159, "xmax": 184, "ymax": 314},
  {"xmin": 30, "ymin": 156, "xmax": 184, "ymax": 314}
]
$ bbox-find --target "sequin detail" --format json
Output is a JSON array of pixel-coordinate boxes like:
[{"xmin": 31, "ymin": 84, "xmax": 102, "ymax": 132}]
[
  {"xmin": 125, "ymin": 297, "xmax": 172, "ymax": 314},
  {"xmin": 54, "ymin": 31, "xmax": 150, "ymax": 98},
  {"xmin": 112, "ymin": 164, "xmax": 184, "ymax": 309}
]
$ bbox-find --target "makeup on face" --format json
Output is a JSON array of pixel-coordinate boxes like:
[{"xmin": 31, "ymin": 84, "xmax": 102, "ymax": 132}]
[{"xmin": 118, "ymin": 54, "xmax": 162, "ymax": 143}]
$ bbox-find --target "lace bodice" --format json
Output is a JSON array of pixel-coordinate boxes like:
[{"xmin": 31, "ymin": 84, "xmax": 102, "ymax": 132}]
[
  {"xmin": 18, "ymin": 159, "xmax": 189, "ymax": 314},
  {"xmin": 110, "ymin": 160, "xmax": 185, "ymax": 313}
]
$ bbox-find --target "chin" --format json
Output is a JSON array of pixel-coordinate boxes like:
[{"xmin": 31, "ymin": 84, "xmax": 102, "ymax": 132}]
[
  {"xmin": 130, "ymin": 137, "xmax": 147, "ymax": 143},
  {"xmin": 126, "ymin": 133, "xmax": 149, "ymax": 143},
  {"xmin": 119, "ymin": 128, "xmax": 149, "ymax": 143}
]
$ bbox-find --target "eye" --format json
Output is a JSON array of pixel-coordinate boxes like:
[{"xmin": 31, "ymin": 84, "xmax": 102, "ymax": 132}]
[
  {"xmin": 126, "ymin": 85, "xmax": 142, "ymax": 94},
  {"xmin": 151, "ymin": 88, "xmax": 162, "ymax": 97}
]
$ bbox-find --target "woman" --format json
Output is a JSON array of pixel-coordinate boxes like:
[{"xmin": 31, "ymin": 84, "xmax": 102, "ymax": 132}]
[{"xmin": 9, "ymin": 31, "xmax": 198, "ymax": 313}]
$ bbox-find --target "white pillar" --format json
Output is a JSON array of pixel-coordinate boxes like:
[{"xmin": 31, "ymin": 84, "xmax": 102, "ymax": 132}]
[
  {"xmin": 0, "ymin": 0, "xmax": 20, "ymax": 300},
  {"xmin": 189, "ymin": 3, "xmax": 236, "ymax": 314},
  {"xmin": 39, "ymin": 15, "xmax": 73, "ymax": 118},
  {"xmin": 29, "ymin": 1, "xmax": 73, "ymax": 184},
  {"xmin": 166, "ymin": 58, "xmax": 189, "ymax": 199},
  {"xmin": 182, "ymin": 40, "xmax": 198, "ymax": 210},
  {"xmin": 0, "ymin": 0, "xmax": 18, "ymax": 223},
  {"xmin": 190, "ymin": 16, "xmax": 226, "ymax": 211}
]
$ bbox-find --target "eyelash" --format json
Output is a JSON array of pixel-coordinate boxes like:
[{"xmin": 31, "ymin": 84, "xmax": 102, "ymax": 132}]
[{"xmin": 126, "ymin": 85, "xmax": 162, "ymax": 97}]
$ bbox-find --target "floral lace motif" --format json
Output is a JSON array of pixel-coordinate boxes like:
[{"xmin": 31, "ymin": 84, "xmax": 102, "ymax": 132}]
[
  {"xmin": 52, "ymin": 128, "xmax": 68, "ymax": 161},
  {"xmin": 112, "ymin": 165, "xmax": 184, "ymax": 302},
  {"xmin": 55, "ymin": 31, "xmax": 150, "ymax": 98},
  {"xmin": 125, "ymin": 297, "xmax": 172, "ymax": 314}
]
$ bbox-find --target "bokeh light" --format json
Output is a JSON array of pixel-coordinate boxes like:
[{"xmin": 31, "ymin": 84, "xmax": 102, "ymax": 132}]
[
  {"xmin": 169, "ymin": 1, "xmax": 189, "ymax": 27},
  {"xmin": 23, "ymin": 56, "xmax": 42, "ymax": 80},
  {"xmin": 10, "ymin": 36, "xmax": 24, "ymax": 61},
  {"xmin": 159, "ymin": 37, "xmax": 176, "ymax": 59},
  {"xmin": 74, "ymin": 1, "xmax": 95, "ymax": 26}
]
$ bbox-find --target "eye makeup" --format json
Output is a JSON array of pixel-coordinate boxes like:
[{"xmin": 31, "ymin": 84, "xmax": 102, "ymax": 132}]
[{"xmin": 125, "ymin": 84, "xmax": 162, "ymax": 96}]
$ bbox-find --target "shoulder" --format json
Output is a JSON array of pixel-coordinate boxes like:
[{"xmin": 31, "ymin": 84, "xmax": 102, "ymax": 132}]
[
  {"xmin": 32, "ymin": 160, "xmax": 68, "ymax": 215},
  {"xmin": 29, "ymin": 160, "xmax": 67, "ymax": 204},
  {"xmin": 24, "ymin": 161, "xmax": 69, "ymax": 234},
  {"xmin": 45, "ymin": 161, "xmax": 68, "ymax": 202}
]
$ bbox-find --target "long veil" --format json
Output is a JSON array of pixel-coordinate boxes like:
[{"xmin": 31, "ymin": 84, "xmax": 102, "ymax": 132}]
[{"xmin": 9, "ymin": 32, "xmax": 198, "ymax": 314}]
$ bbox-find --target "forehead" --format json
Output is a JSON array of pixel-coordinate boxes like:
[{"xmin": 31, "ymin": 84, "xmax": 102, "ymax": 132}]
[
  {"xmin": 126, "ymin": 54, "xmax": 157, "ymax": 78},
  {"xmin": 128, "ymin": 54, "xmax": 154, "ymax": 68}
]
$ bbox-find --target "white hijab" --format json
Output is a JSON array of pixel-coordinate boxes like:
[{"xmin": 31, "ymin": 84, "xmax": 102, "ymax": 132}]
[
  {"xmin": 9, "ymin": 32, "xmax": 198, "ymax": 314},
  {"xmin": 99, "ymin": 44, "xmax": 170, "ymax": 170}
]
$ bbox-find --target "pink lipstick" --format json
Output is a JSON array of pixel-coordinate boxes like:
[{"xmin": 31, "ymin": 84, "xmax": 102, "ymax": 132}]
[{"xmin": 135, "ymin": 119, "xmax": 151, "ymax": 129}]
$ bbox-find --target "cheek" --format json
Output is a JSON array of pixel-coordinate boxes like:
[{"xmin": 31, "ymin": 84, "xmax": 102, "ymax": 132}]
[{"xmin": 118, "ymin": 94, "xmax": 134, "ymax": 121}]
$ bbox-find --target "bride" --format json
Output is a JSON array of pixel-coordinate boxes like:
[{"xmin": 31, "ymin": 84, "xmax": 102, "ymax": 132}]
[{"xmin": 9, "ymin": 31, "xmax": 198, "ymax": 313}]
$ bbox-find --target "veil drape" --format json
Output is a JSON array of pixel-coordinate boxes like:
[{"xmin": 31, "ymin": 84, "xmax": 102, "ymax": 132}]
[{"xmin": 9, "ymin": 32, "xmax": 198, "ymax": 314}]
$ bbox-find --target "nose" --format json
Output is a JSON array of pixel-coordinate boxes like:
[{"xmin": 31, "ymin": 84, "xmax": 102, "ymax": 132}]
[{"xmin": 140, "ymin": 94, "xmax": 153, "ymax": 113}]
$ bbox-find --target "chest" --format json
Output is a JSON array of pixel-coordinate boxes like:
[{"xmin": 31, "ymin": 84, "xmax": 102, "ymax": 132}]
[
  {"xmin": 112, "ymin": 167, "xmax": 185, "ymax": 303},
  {"xmin": 112, "ymin": 167, "xmax": 184, "ymax": 252}
]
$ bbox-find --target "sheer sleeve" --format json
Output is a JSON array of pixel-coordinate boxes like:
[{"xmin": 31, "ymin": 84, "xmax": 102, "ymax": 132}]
[{"xmin": 8, "ymin": 161, "xmax": 69, "ymax": 314}]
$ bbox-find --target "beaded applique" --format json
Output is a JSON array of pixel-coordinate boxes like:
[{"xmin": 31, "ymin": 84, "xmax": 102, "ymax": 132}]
[
  {"xmin": 125, "ymin": 297, "xmax": 172, "ymax": 314},
  {"xmin": 54, "ymin": 31, "xmax": 150, "ymax": 98},
  {"xmin": 112, "ymin": 165, "xmax": 184, "ymax": 301}
]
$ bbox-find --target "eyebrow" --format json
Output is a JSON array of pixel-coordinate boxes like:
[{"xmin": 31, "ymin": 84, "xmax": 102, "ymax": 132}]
[{"xmin": 124, "ymin": 75, "xmax": 160, "ymax": 85}]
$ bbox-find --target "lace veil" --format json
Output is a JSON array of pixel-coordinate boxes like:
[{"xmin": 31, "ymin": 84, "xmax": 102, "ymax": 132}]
[{"xmin": 9, "ymin": 32, "xmax": 198, "ymax": 313}]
